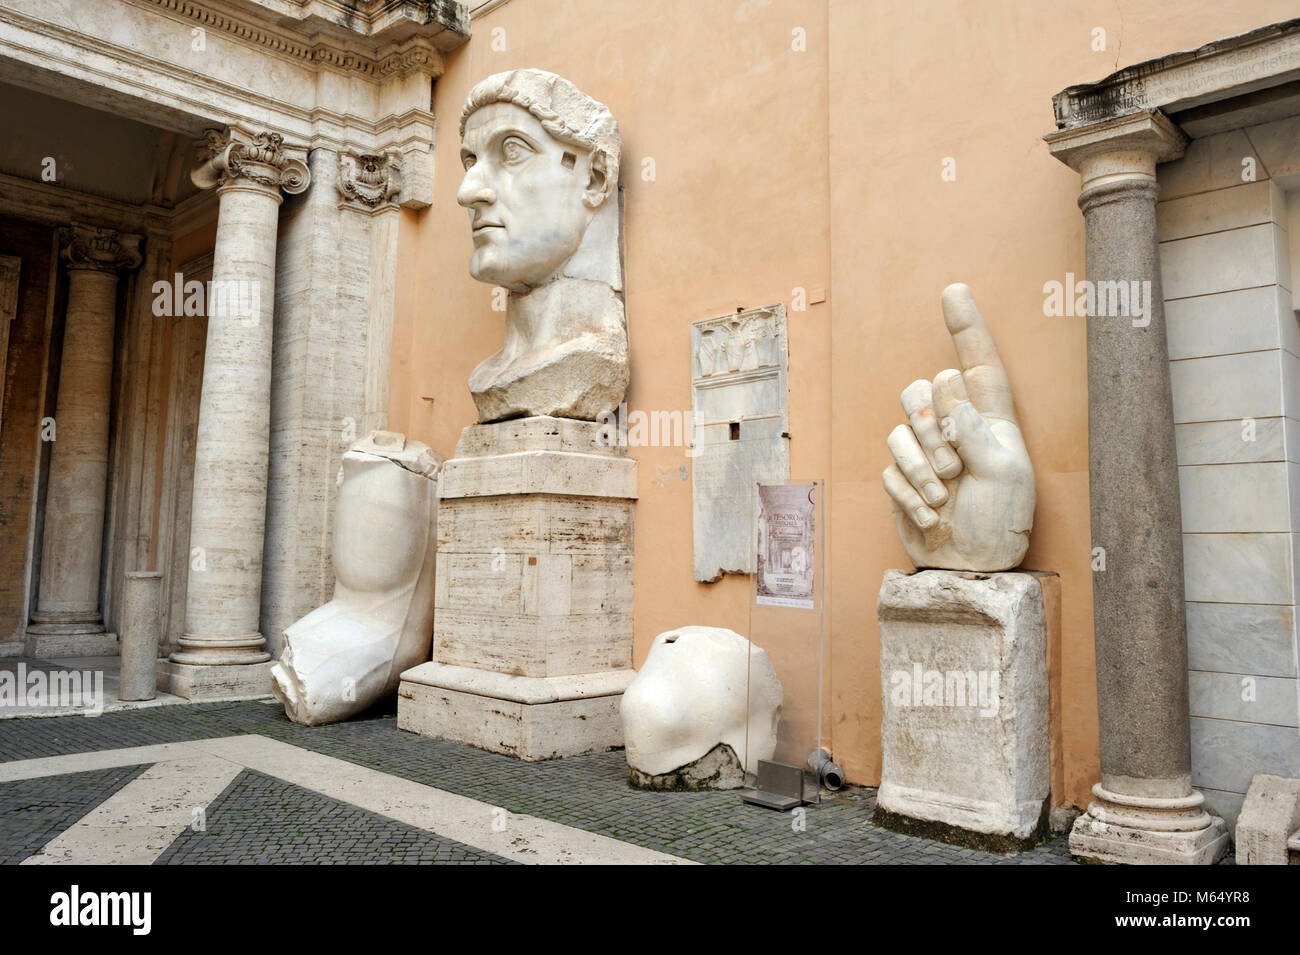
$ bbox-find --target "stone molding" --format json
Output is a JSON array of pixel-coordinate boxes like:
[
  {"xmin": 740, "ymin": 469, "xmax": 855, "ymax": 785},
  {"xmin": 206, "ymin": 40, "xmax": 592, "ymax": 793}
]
[
  {"xmin": 337, "ymin": 150, "xmax": 402, "ymax": 210},
  {"xmin": 60, "ymin": 225, "xmax": 143, "ymax": 273},
  {"xmin": 191, "ymin": 128, "xmax": 311, "ymax": 197},
  {"xmin": 1045, "ymin": 110, "xmax": 1188, "ymax": 188},
  {"xmin": 135, "ymin": 0, "xmax": 469, "ymax": 77},
  {"xmin": 1051, "ymin": 17, "xmax": 1300, "ymax": 129}
]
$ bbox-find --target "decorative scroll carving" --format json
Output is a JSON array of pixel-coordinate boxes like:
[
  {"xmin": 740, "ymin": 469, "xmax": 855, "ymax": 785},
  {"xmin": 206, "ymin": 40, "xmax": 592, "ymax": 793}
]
[
  {"xmin": 191, "ymin": 128, "xmax": 311, "ymax": 196},
  {"xmin": 60, "ymin": 224, "xmax": 143, "ymax": 272},
  {"xmin": 338, "ymin": 150, "xmax": 402, "ymax": 209}
]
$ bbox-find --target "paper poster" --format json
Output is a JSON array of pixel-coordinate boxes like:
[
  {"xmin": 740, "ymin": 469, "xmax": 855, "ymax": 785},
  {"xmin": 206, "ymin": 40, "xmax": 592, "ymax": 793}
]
[{"xmin": 755, "ymin": 482, "xmax": 816, "ymax": 608}]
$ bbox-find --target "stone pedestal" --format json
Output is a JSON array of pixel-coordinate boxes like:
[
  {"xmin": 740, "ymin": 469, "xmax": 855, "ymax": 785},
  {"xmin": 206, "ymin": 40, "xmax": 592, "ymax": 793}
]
[
  {"xmin": 397, "ymin": 416, "xmax": 636, "ymax": 760},
  {"xmin": 118, "ymin": 571, "xmax": 162, "ymax": 701},
  {"xmin": 876, "ymin": 569, "xmax": 1050, "ymax": 850},
  {"xmin": 27, "ymin": 226, "xmax": 140, "ymax": 658}
]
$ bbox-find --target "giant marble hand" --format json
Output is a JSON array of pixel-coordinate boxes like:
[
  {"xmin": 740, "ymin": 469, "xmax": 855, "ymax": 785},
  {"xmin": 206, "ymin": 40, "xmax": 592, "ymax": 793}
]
[{"xmin": 882, "ymin": 284, "xmax": 1034, "ymax": 572}]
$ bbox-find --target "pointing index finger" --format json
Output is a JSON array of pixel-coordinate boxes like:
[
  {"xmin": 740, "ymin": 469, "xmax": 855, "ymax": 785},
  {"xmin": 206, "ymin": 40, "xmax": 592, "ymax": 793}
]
[{"xmin": 941, "ymin": 283, "xmax": 1017, "ymax": 424}]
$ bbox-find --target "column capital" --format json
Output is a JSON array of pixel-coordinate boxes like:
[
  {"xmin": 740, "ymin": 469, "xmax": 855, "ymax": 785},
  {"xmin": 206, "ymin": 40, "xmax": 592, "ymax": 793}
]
[
  {"xmin": 60, "ymin": 224, "xmax": 143, "ymax": 272},
  {"xmin": 191, "ymin": 126, "xmax": 311, "ymax": 198},
  {"xmin": 1044, "ymin": 110, "xmax": 1188, "ymax": 192},
  {"xmin": 337, "ymin": 149, "xmax": 402, "ymax": 212}
]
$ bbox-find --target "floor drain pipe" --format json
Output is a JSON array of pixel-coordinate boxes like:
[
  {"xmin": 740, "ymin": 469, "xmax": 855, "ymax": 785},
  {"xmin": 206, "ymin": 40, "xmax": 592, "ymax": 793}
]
[{"xmin": 807, "ymin": 748, "xmax": 845, "ymax": 791}]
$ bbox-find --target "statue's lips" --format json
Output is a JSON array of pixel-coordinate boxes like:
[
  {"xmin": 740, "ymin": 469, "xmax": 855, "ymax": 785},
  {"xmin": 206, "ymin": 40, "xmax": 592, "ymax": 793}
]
[{"xmin": 471, "ymin": 222, "xmax": 504, "ymax": 240}]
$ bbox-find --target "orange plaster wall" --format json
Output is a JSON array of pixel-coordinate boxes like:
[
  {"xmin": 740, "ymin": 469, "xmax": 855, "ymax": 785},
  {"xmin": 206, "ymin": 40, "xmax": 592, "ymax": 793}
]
[{"xmin": 389, "ymin": 0, "xmax": 1300, "ymax": 808}]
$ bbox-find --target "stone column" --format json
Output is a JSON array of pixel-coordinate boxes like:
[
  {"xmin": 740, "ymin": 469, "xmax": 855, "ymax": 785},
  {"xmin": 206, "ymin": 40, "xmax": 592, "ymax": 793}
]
[
  {"xmin": 1046, "ymin": 110, "xmax": 1227, "ymax": 864},
  {"xmin": 160, "ymin": 128, "xmax": 309, "ymax": 699},
  {"xmin": 27, "ymin": 226, "xmax": 141, "ymax": 658}
]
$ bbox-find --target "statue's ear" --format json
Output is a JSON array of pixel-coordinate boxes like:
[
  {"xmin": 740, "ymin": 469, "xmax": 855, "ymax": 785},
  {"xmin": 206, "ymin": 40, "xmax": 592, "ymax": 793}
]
[{"xmin": 583, "ymin": 149, "xmax": 611, "ymax": 209}]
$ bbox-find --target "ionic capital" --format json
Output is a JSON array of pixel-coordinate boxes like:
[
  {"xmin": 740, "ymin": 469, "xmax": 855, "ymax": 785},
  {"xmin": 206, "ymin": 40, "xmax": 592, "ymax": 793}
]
[
  {"xmin": 60, "ymin": 224, "xmax": 143, "ymax": 273},
  {"xmin": 191, "ymin": 127, "xmax": 311, "ymax": 197}
]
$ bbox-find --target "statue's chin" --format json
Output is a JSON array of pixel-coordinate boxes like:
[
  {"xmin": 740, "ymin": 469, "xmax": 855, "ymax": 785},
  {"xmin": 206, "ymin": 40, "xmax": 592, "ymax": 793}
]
[{"xmin": 468, "ymin": 258, "xmax": 532, "ymax": 293}]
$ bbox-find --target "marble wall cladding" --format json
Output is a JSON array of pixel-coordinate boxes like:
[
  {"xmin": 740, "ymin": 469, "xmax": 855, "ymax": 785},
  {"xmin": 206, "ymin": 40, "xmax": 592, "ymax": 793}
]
[
  {"xmin": 1159, "ymin": 122, "xmax": 1300, "ymax": 827},
  {"xmin": 689, "ymin": 304, "xmax": 790, "ymax": 583}
]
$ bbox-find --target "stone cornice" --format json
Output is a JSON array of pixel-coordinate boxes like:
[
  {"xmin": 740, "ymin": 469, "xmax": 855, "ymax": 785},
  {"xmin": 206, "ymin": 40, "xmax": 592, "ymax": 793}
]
[
  {"xmin": 0, "ymin": 170, "xmax": 176, "ymax": 236},
  {"xmin": 133, "ymin": 0, "xmax": 468, "ymax": 78},
  {"xmin": 1052, "ymin": 17, "xmax": 1300, "ymax": 129}
]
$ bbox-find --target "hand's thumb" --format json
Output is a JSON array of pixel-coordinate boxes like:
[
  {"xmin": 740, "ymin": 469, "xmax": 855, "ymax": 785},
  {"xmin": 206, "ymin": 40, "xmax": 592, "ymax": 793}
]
[{"xmin": 944, "ymin": 401, "xmax": 1003, "ymax": 475}]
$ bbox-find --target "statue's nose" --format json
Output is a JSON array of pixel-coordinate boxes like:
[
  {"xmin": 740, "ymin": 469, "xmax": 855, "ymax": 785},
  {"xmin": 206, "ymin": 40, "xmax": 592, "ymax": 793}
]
[{"xmin": 457, "ymin": 168, "xmax": 496, "ymax": 208}]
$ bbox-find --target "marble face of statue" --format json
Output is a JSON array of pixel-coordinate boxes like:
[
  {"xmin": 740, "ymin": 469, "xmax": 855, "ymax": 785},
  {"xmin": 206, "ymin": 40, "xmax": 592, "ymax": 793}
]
[
  {"xmin": 458, "ymin": 102, "xmax": 610, "ymax": 292},
  {"xmin": 452, "ymin": 69, "xmax": 626, "ymax": 423}
]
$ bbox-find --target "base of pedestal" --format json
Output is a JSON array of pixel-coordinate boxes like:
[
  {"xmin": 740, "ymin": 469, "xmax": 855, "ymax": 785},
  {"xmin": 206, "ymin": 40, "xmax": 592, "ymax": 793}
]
[
  {"xmin": 875, "ymin": 783, "xmax": 1050, "ymax": 852},
  {"xmin": 1069, "ymin": 796, "xmax": 1230, "ymax": 865},
  {"xmin": 25, "ymin": 625, "xmax": 119, "ymax": 658},
  {"xmin": 397, "ymin": 661, "xmax": 633, "ymax": 760},
  {"xmin": 156, "ymin": 659, "xmax": 275, "ymax": 701},
  {"xmin": 1069, "ymin": 815, "xmax": 1229, "ymax": 865}
]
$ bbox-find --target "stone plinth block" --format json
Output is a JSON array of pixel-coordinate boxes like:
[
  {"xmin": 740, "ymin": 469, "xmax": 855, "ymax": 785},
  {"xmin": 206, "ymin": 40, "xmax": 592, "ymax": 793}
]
[
  {"xmin": 1229, "ymin": 773, "xmax": 1300, "ymax": 865},
  {"xmin": 397, "ymin": 417, "xmax": 636, "ymax": 758},
  {"xmin": 398, "ymin": 663, "xmax": 633, "ymax": 760},
  {"xmin": 156, "ymin": 659, "xmax": 274, "ymax": 702},
  {"xmin": 876, "ymin": 569, "xmax": 1049, "ymax": 849}
]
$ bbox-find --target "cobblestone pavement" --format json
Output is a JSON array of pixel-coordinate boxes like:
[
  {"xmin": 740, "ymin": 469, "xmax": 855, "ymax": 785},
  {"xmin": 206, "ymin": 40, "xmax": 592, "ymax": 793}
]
[
  {"xmin": 156, "ymin": 769, "xmax": 515, "ymax": 865},
  {"xmin": 0, "ymin": 700, "xmax": 1079, "ymax": 864},
  {"xmin": 0, "ymin": 763, "xmax": 149, "ymax": 864}
]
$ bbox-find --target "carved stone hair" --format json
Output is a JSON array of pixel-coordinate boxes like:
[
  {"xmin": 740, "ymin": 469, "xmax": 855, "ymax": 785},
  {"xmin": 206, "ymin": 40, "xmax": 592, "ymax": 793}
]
[{"xmin": 460, "ymin": 69, "xmax": 620, "ymax": 191}]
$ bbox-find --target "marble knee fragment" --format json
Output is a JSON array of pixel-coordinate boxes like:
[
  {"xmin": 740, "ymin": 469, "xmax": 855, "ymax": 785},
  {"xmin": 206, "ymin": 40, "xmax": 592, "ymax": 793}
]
[
  {"xmin": 272, "ymin": 431, "xmax": 441, "ymax": 725},
  {"xmin": 621, "ymin": 626, "xmax": 782, "ymax": 789}
]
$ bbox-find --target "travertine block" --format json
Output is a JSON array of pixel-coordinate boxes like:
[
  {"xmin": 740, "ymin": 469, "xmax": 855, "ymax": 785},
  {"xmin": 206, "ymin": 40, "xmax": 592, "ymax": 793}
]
[
  {"xmin": 398, "ymin": 417, "xmax": 636, "ymax": 758},
  {"xmin": 1235, "ymin": 773, "xmax": 1300, "ymax": 865},
  {"xmin": 876, "ymin": 569, "xmax": 1049, "ymax": 847}
]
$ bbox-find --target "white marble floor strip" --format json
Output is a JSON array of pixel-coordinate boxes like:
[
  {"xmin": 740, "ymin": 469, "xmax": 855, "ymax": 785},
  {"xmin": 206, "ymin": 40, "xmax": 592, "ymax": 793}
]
[
  {"xmin": 2, "ymin": 735, "xmax": 692, "ymax": 865},
  {"xmin": 21, "ymin": 754, "xmax": 244, "ymax": 865}
]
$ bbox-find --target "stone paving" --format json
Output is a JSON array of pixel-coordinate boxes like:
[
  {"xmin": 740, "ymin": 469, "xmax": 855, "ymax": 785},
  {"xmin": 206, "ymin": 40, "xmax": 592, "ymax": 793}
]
[
  {"xmin": 0, "ymin": 763, "xmax": 148, "ymax": 864},
  {"xmin": 156, "ymin": 769, "xmax": 515, "ymax": 865},
  {"xmin": 0, "ymin": 697, "xmax": 1084, "ymax": 864}
]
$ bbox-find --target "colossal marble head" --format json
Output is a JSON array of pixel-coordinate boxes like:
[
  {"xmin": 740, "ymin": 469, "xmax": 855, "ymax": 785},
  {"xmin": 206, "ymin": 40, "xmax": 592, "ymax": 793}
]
[
  {"xmin": 458, "ymin": 69, "xmax": 620, "ymax": 292},
  {"xmin": 455, "ymin": 69, "xmax": 628, "ymax": 424}
]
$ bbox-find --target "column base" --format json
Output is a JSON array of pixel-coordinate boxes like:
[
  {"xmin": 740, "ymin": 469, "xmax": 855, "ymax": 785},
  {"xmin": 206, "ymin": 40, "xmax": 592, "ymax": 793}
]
[
  {"xmin": 25, "ymin": 622, "xmax": 119, "ymax": 658},
  {"xmin": 170, "ymin": 630, "xmax": 270, "ymax": 666},
  {"xmin": 156, "ymin": 659, "xmax": 275, "ymax": 701},
  {"xmin": 397, "ymin": 661, "xmax": 634, "ymax": 761},
  {"xmin": 1069, "ymin": 785, "xmax": 1230, "ymax": 864}
]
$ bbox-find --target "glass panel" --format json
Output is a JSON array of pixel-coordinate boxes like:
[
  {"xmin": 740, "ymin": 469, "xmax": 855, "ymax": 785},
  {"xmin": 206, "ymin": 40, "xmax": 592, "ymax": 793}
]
[{"xmin": 746, "ymin": 479, "xmax": 827, "ymax": 803}]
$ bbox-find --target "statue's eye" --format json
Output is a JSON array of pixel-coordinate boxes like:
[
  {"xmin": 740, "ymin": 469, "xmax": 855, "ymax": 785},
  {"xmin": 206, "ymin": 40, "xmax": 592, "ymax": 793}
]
[
  {"xmin": 501, "ymin": 136, "xmax": 532, "ymax": 164},
  {"xmin": 462, "ymin": 154, "xmax": 476, "ymax": 171}
]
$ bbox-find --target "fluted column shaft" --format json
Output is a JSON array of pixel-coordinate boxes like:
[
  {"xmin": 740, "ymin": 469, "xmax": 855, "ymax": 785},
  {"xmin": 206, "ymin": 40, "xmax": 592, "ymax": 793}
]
[
  {"xmin": 30, "ymin": 227, "xmax": 141, "ymax": 636},
  {"xmin": 172, "ymin": 128, "xmax": 309, "ymax": 666}
]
